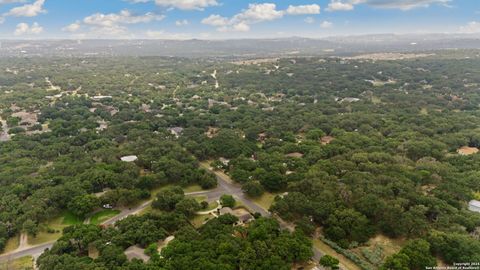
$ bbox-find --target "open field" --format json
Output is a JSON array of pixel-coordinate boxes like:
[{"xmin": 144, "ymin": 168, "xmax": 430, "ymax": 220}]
[
  {"xmin": 90, "ymin": 210, "xmax": 121, "ymax": 225},
  {"xmin": 191, "ymin": 214, "xmax": 214, "ymax": 228},
  {"xmin": 28, "ymin": 211, "xmax": 83, "ymax": 246},
  {"xmin": 252, "ymin": 192, "xmax": 278, "ymax": 210},
  {"xmin": 2, "ymin": 236, "xmax": 20, "ymax": 254},
  {"xmin": 0, "ymin": 256, "xmax": 33, "ymax": 270},
  {"xmin": 191, "ymin": 195, "xmax": 218, "ymax": 211}
]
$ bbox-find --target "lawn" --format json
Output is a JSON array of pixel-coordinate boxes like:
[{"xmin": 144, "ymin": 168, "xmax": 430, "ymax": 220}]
[
  {"xmin": 90, "ymin": 209, "xmax": 121, "ymax": 225},
  {"xmin": 252, "ymin": 192, "xmax": 279, "ymax": 210},
  {"xmin": 0, "ymin": 255, "xmax": 33, "ymax": 270},
  {"xmin": 150, "ymin": 184, "xmax": 205, "ymax": 199},
  {"xmin": 371, "ymin": 96, "xmax": 382, "ymax": 104},
  {"xmin": 183, "ymin": 184, "xmax": 203, "ymax": 193},
  {"xmin": 28, "ymin": 211, "xmax": 83, "ymax": 246},
  {"xmin": 191, "ymin": 214, "xmax": 214, "ymax": 228},
  {"xmin": 1, "ymin": 235, "xmax": 19, "ymax": 254},
  {"xmin": 62, "ymin": 211, "xmax": 82, "ymax": 225},
  {"xmin": 204, "ymin": 201, "xmax": 218, "ymax": 211},
  {"xmin": 191, "ymin": 196, "xmax": 218, "ymax": 211}
]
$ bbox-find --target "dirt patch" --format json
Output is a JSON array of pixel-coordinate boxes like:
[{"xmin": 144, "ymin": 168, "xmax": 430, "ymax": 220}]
[
  {"xmin": 344, "ymin": 53, "xmax": 434, "ymax": 61},
  {"xmin": 321, "ymin": 136, "xmax": 334, "ymax": 145},
  {"xmin": 232, "ymin": 58, "xmax": 279, "ymax": 65},
  {"xmin": 457, "ymin": 146, "xmax": 479, "ymax": 155},
  {"xmin": 11, "ymin": 111, "xmax": 38, "ymax": 126}
]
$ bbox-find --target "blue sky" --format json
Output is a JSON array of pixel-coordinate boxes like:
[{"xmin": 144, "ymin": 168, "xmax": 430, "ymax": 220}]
[{"xmin": 0, "ymin": 0, "xmax": 478, "ymax": 39}]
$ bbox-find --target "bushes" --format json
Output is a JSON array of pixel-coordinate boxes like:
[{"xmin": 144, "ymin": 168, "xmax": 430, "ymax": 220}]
[{"xmin": 320, "ymin": 236, "xmax": 374, "ymax": 270}]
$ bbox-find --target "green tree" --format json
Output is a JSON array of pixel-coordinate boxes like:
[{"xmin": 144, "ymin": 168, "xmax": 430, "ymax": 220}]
[
  {"xmin": 242, "ymin": 181, "xmax": 265, "ymax": 198},
  {"xmin": 68, "ymin": 194, "xmax": 100, "ymax": 218},
  {"xmin": 23, "ymin": 219, "xmax": 38, "ymax": 237},
  {"xmin": 320, "ymin": 255, "xmax": 340, "ymax": 270},
  {"xmin": 152, "ymin": 186, "xmax": 185, "ymax": 211},
  {"xmin": 175, "ymin": 198, "xmax": 201, "ymax": 218},
  {"xmin": 220, "ymin": 194, "xmax": 236, "ymax": 208}
]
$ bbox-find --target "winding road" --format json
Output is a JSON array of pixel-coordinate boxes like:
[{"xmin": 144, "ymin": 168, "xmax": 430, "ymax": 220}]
[{"xmin": 0, "ymin": 164, "xmax": 325, "ymax": 267}]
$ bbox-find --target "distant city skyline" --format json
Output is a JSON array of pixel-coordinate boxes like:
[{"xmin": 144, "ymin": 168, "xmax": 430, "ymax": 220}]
[{"xmin": 0, "ymin": 0, "xmax": 478, "ymax": 39}]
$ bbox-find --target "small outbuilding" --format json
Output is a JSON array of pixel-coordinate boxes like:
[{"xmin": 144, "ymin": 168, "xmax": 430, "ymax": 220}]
[
  {"xmin": 121, "ymin": 155, "xmax": 138, "ymax": 162},
  {"xmin": 469, "ymin": 200, "xmax": 480, "ymax": 213}
]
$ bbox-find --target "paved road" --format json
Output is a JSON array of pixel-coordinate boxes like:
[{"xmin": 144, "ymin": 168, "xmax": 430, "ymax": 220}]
[
  {"xmin": 0, "ymin": 166, "xmax": 324, "ymax": 266},
  {"xmin": 0, "ymin": 242, "xmax": 53, "ymax": 263},
  {"xmin": 204, "ymin": 166, "xmax": 324, "ymax": 262},
  {"xmin": 0, "ymin": 186, "xmax": 228, "ymax": 263}
]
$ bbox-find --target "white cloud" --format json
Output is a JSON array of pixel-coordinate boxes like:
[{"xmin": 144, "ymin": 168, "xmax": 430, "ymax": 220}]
[
  {"xmin": 320, "ymin": 20, "xmax": 333, "ymax": 28},
  {"xmin": 326, "ymin": 0, "xmax": 451, "ymax": 12},
  {"xmin": 459, "ymin": 21, "xmax": 480, "ymax": 34},
  {"xmin": 203, "ymin": 3, "xmax": 321, "ymax": 32},
  {"xmin": 154, "ymin": 0, "xmax": 218, "ymax": 10},
  {"xmin": 62, "ymin": 21, "xmax": 81, "ymax": 32},
  {"xmin": 326, "ymin": 1, "xmax": 355, "ymax": 11},
  {"xmin": 175, "ymin": 19, "xmax": 189, "ymax": 26},
  {"xmin": 234, "ymin": 3, "xmax": 284, "ymax": 23},
  {"xmin": 83, "ymin": 10, "xmax": 164, "ymax": 27},
  {"xmin": 286, "ymin": 4, "xmax": 320, "ymax": 15},
  {"xmin": 232, "ymin": 22, "xmax": 249, "ymax": 32},
  {"xmin": 64, "ymin": 10, "xmax": 164, "ymax": 39},
  {"xmin": 201, "ymin": 14, "xmax": 229, "ymax": 27},
  {"xmin": 304, "ymin": 17, "xmax": 315, "ymax": 24},
  {"xmin": 5, "ymin": 0, "xmax": 46, "ymax": 17},
  {"xmin": 14, "ymin": 21, "xmax": 43, "ymax": 35}
]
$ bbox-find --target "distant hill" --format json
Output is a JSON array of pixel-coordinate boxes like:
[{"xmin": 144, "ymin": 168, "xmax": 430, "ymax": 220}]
[{"xmin": 1, "ymin": 34, "xmax": 479, "ymax": 58}]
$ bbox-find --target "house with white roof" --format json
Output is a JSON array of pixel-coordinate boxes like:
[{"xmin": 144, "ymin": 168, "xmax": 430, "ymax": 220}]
[{"xmin": 468, "ymin": 200, "xmax": 480, "ymax": 213}]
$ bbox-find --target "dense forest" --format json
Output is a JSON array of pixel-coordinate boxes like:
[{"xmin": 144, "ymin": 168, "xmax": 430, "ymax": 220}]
[{"xmin": 1, "ymin": 51, "xmax": 480, "ymax": 269}]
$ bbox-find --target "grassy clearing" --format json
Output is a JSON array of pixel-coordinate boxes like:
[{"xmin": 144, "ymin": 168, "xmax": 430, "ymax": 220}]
[
  {"xmin": 313, "ymin": 239, "xmax": 361, "ymax": 270},
  {"xmin": 0, "ymin": 255, "xmax": 33, "ymax": 270},
  {"xmin": 61, "ymin": 211, "xmax": 82, "ymax": 225},
  {"xmin": 371, "ymin": 96, "xmax": 381, "ymax": 104},
  {"xmin": 252, "ymin": 192, "xmax": 278, "ymax": 210},
  {"xmin": 27, "ymin": 211, "xmax": 83, "ymax": 246},
  {"xmin": 28, "ymin": 220, "xmax": 63, "ymax": 246},
  {"xmin": 139, "ymin": 205, "xmax": 153, "ymax": 216},
  {"xmin": 191, "ymin": 214, "xmax": 213, "ymax": 228},
  {"xmin": 90, "ymin": 210, "xmax": 121, "ymax": 225},
  {"xmin": 191, "ymin": 195, "xmax": 218, "ymax": 211},
  {"xmin": 2, "ymin": 235, "xmax": 20, "ymax": 254},
  {"xmin": 150, "ymin": 184, "xmax": 205, "ymax": 199},
  {"xmin": 88, "ymin": 244, "xmax": 99, "ymax": 259},
  {"xmin": 204, "ymin": 201, "xmax": 218, "ymax": 211},
  {"xmin": 183, "ymin": 184, "xmax": 203, "ymax": 193},
  {"xmin": 420, "ymin": 108, "xmax": 428, "ymax": 115}
]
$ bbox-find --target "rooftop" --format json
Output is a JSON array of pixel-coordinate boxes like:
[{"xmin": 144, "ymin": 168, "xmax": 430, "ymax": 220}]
[
  {"xmin": 120, "ymin": 155, "xmax": 138, "ymax": 162},
  {"xmin": 469, "ymin": 200, "xmax": 480, "ymax": 208}
]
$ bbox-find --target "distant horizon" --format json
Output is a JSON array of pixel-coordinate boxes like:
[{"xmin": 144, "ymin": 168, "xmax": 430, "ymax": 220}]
[{"xmin": 1, "ymin": 31, "xmax": 480, "ymax": 41}]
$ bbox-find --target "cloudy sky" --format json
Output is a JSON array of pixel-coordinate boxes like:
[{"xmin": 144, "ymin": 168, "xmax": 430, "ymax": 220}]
[{"xmin": 0, "ymin": 0, "xmax": 478, "ymax": 39}]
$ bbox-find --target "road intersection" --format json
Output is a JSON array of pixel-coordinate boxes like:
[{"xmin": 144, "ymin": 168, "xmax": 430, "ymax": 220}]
[{"xmin": 0, "ymin": 164, "xmax": 324, "ymax": 266}]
